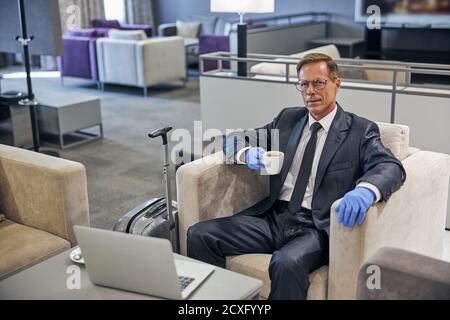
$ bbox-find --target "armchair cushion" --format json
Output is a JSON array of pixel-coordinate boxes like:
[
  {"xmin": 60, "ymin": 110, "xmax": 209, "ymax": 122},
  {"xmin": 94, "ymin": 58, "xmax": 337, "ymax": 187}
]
[
  {"xmin": 109, "ymin": 29, "xmax": 147, "ymax": 41},
  {"xmin": 226, "ymin": 254, "xmax": 329, "ymax": 299},
  {"xmin": 176, "ymin": 20, "xmax": 201, "ymax": 39},
  {"xmin": 376, "ymin": 122, "xmax": 410, "ymax": 161},
  {"xmin": 0, "ymin": 220, "xmax": 70, "ymax": 280}
]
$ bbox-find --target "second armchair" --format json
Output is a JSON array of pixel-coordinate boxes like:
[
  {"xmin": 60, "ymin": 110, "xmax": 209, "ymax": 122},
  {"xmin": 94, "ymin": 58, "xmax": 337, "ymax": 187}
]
[{"xmin": 96, "ymin": 34, "xmax": 186, "ymax": 96}]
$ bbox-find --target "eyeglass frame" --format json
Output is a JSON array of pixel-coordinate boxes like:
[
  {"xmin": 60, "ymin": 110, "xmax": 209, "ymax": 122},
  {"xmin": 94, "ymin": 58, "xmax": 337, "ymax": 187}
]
[{"xmin": 294, "ymin": 77, "xmax": 337, "ymax": 92}]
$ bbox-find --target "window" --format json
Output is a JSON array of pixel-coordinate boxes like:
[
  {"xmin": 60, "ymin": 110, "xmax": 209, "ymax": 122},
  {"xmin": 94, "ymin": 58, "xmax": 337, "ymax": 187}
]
[{"xmin": 104, "ymin": 0, "xmax": 126, "ymax": 23}]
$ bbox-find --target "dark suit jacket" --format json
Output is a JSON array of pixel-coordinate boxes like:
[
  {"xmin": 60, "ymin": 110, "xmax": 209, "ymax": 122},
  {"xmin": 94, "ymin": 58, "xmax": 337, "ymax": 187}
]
[{"xmin": 223, "ymin": 105, "xmax": 406, "ymax": 236}]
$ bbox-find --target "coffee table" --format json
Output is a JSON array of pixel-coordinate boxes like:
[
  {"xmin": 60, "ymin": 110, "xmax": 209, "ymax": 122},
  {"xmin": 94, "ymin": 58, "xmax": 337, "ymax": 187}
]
[{"xmin": 0, "ymin": 248, "xmax": 262, "ymax": 300}]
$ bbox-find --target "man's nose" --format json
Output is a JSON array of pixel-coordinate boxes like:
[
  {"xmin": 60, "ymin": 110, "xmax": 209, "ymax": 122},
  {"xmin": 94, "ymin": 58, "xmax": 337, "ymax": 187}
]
[{"xmin": 306, "ymin": 84, "xmax": 316, "ymax": 95}]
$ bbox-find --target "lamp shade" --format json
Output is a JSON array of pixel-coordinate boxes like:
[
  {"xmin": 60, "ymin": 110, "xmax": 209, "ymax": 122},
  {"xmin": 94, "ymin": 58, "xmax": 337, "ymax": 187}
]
[{"xmin": 211, "ymin": 0, "xmax": 274, "ymax": 13}]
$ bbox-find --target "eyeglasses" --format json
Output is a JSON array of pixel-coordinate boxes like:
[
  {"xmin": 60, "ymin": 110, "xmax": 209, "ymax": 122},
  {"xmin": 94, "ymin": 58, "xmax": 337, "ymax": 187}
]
[{"xmin": 295, "ymin": 78, "xmax": 333, "ymax": 92}]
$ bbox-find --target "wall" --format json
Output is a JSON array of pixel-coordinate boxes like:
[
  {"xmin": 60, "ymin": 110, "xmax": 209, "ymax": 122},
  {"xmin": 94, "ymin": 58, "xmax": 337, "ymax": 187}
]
[
  {"xmin": 152, "ymin": 0, "xmax": 363, "ymax": 37},
  {"xmin": 152, "ymin": 0, "xmax": 450, "ymax": 63}
]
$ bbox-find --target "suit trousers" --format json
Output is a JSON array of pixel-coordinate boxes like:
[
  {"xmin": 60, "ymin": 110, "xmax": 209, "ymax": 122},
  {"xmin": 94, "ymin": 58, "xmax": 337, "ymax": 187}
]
[{"xmin": 186, "ymin": 200, "xmax": 329, "ymax": 299}]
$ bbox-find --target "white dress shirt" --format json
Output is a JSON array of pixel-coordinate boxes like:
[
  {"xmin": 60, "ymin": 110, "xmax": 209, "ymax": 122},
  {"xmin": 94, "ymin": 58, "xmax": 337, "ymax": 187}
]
[
  {"xmin": 278, "ymin": 106, "xmax": 337, "ymax": 208},
  {"xmin": 236, "ymin": 105, "xmax": 381, "ymax": 209}
]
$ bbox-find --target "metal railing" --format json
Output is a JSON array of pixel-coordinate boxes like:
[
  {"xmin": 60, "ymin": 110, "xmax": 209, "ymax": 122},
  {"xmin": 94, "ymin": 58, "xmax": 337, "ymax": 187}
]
[
  {"xmin": 243, "ymin": 12, "xmax": 331, "ymax": 27},
  {"xmin": 199, "ymin": 52, "xmax": 450, "ymax": 124}
]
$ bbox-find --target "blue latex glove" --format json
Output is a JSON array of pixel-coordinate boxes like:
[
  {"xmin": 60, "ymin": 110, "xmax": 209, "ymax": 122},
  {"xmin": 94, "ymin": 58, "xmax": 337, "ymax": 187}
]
[
  {"xmin": 336, "ymin": 187, "xmax": 376, "ymax": 228},
  {"xmin": 245, "ymin": 147, "xmax": 265, "ymax": 171}
]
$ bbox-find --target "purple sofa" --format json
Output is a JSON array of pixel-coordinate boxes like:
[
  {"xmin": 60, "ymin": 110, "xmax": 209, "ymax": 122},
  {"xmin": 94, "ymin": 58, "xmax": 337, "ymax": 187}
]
[
  {"xmin": 58, "ymin": 28, "xmax": 105, "ymax": 82},
  {"xmin": 91, "ymin": 19, "xmax": 152, "ymax": 37}
]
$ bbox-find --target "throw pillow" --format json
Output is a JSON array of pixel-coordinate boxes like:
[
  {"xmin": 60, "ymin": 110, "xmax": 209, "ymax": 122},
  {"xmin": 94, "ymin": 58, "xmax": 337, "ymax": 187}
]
[
  {"xmin": 376, "ymin": 123, "xmax": 410, "ymax": 161},
  {"xmin": 176, "ymin": 20, "xmax": 201, "ymax": 39},
  {"xmin": 108, "ymin": 29, "xmax": 147, "ymax": 41}
]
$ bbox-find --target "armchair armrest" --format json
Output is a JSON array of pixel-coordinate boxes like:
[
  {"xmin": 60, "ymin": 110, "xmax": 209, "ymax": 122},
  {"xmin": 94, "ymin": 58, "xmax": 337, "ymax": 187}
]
[
  {"xmin": 0, "ymin": 145, "xmax": 89, "ymax": 246},
  {"xmin": 176, "ymin": 152, "xmax": 269, "ymax": 254},
  {"xmin": 356, "ymin": 247, "xmax": 450, "ymax": 299},
  {"xmin": 328, "ymin": 150, "xmax": 450, "ymax": 299},
  {"xmin": 158, "ymin": 23, "xmax": 177, "ymax": 37},
  {"xmin": 60, "ymin": 36, "xmax": 98, "ymax": 80}
]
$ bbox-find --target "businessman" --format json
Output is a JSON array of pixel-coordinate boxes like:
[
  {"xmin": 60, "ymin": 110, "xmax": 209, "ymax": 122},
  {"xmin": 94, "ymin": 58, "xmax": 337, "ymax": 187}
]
[{"xmin": 187, "ymin": 53, "xmax": 406, "ymax": 299}]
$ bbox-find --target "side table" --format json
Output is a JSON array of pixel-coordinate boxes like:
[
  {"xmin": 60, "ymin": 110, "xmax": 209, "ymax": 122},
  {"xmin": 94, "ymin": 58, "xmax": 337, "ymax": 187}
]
[
  {"xmin": 37, "ymin": 92, "xmax": 103, "ymax": 149},
  {"xmin": 0, "ymin": 103, "xmax": 33, "ymax": 149}
]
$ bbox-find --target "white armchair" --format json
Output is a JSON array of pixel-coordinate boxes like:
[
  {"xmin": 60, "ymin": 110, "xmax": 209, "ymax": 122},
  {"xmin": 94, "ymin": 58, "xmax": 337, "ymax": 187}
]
[
  {"xmin": 176, "ymin": 123, "xmax": 450, "ymax": 299},
  {"xmin": 96, "ymin": 36, "xmax": 186, "ymax": 96}
]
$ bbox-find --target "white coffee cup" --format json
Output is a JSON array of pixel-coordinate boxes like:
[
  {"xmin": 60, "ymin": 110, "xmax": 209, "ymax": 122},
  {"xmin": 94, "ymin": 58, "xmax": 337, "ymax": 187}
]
[{"xmin": 262, "ymin": 151, "xmax": 284, "ymax": 175}]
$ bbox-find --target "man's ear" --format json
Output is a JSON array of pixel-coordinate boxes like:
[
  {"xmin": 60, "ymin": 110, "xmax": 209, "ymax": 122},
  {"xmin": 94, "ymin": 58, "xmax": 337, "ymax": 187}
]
[{"xmin": 335, "ymin": 77, "xmax": 341, "ymax": 91}]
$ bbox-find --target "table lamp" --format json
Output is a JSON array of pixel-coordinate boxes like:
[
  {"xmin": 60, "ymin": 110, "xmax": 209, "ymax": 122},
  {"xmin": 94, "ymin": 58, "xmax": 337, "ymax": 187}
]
[{"xmin": 211, "ymin": 0, "xmax": 275, "ymax": 76}]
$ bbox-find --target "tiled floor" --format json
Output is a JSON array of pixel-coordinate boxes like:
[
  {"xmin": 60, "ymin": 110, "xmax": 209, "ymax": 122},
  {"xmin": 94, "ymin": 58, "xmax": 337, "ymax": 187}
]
[{"xmin": 443, "ymin": 230, "xmax": 450, "ymax": 262}]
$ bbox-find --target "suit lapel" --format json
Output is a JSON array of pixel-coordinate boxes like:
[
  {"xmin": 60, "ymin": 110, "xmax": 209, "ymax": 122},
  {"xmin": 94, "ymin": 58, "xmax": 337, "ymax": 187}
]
[{"xmin": 314, "ymin": 105, "xmax": 350, "ymax": 193}]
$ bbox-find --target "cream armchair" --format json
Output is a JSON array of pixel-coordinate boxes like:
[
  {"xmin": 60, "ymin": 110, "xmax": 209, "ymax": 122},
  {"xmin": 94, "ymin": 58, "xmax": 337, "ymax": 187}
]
[
  {"xmin": 176, "ymin": 123, "xmax": 450, "ymax": 299},
  {"xmin": 96, "ymin": 35, "xmax": 186, "ymax": 96},
  {"xmin": 0, "ymin": 145, "xmax": 89, "ymax": 280}
]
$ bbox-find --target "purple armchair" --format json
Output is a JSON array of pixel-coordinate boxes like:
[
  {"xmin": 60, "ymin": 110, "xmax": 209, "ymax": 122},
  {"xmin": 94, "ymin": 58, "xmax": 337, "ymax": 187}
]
[
  {"xmin": 198, "ymin": 23, "xmax": 267, "ymax": 72},
  {"xmin": 58, "ymin": 28, "xmax": 103, "ymax": 83},
  {"xmin": 199, "ymin": 34, "xmax": 230, "ymax": 72},
  {"xmin": 91, "ymin": 19, "xmax": 152, "ymax": 37}
]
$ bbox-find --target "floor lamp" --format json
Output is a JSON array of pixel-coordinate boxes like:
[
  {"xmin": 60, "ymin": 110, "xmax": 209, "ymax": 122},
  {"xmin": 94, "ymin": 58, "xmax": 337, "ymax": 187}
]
[{"xmin": 211, "ymin": 0, "xmax": 275, "ymax": 77}]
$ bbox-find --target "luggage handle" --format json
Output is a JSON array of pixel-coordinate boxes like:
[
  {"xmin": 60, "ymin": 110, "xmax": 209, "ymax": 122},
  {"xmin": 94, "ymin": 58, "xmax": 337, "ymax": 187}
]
[
  {"xmin": 148, "ymin": 126, "xmax": 177, "ymax": 251},
  {"xmin": 148, "ymin": 127, "xmax": 172, "ymax": 145}
]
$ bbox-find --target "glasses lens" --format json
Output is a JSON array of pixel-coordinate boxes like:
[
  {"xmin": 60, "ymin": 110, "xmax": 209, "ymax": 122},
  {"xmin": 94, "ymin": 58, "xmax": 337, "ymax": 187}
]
[
  {"xmin": 314, "ymin": 79, "xmax": 327, "ymax": 89},
  {"xmin": 295, "ymin": 81, "xmax": 308, "ymax": 92},
  {"xmin": 296, "ymin": 79, "xmax": 329, "ymax": 92}
]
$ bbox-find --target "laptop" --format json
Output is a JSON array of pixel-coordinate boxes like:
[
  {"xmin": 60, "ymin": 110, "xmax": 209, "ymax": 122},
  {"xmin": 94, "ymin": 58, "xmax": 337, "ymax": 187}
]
[{"xmin": 73, "ymin": 225, "xmax": 215, "ymax": 300}]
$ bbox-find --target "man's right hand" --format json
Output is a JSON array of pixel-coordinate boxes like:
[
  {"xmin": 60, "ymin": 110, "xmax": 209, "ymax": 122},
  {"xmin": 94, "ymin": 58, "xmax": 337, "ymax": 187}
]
[{"xmin": 245, "ymin": 147, "xmax": 266, "ymax": 171}]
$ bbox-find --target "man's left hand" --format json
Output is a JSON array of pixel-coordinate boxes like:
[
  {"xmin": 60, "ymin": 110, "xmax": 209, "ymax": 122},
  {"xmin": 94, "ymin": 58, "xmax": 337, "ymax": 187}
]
[{"xmin": 336, "ymin": 187, "xmax": 376, "ymax": 228}]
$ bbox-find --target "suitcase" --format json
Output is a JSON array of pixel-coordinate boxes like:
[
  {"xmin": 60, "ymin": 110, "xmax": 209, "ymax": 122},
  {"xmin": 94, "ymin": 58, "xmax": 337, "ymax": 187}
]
[{"xmin": 113, "ymin": 127, "xmax": 180, "ymax": 253}]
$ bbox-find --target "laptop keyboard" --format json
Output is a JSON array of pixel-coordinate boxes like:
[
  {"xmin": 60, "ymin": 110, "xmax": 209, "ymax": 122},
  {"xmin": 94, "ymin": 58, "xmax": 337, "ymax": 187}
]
[{"xmin": 178, "ymin": 276, "xmax": 195, "ymax": 291}]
